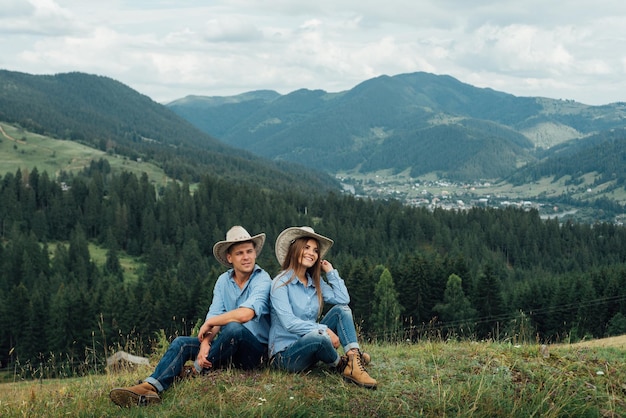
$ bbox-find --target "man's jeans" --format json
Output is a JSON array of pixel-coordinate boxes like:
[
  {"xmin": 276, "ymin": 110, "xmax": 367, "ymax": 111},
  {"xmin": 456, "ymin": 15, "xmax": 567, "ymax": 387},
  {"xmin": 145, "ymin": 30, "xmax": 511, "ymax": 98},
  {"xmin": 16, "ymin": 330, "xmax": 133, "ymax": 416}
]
[
  {"xmin": 271, "ymin": 305, "xmax": 360, "ymax": 372},
  {"xmin": 145, "ymin": 322, "xmax": 267, "ymax": 392}
]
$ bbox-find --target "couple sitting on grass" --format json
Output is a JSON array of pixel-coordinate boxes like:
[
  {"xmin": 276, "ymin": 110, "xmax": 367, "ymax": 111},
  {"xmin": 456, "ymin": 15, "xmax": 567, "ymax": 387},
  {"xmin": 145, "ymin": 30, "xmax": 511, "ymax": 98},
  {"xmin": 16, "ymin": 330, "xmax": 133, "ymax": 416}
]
[{"xmin": 110, "ymin": 225, "xmax": 377, "ymax": 408}]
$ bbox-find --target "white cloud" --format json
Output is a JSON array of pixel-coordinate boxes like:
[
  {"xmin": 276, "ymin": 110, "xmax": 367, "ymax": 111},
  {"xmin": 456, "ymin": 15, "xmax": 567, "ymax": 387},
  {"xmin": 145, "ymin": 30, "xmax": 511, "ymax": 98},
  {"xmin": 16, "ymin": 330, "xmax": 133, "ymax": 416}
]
[
  {"xmin": 202, "ymin": 17, "xmax": 263, "ymax": 42},
  {"xmin": 0, "ymin": 0, "xmax": 80, "ymax": 35},
  {"xmin": 0, "ymin": 0, "xmax": 625, "ymax": 105}
]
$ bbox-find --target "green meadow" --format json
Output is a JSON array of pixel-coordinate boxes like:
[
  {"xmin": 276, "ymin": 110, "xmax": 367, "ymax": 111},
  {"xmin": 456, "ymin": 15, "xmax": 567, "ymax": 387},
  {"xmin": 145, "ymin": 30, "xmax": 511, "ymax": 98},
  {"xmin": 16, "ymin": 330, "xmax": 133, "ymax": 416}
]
[
  {"xmin": 1, "ymin": 338, "xmax": 625, "ymax": 417},
  {"xmin": 0, "ymin": 122, "xmax": 168, "ymax": 185}
]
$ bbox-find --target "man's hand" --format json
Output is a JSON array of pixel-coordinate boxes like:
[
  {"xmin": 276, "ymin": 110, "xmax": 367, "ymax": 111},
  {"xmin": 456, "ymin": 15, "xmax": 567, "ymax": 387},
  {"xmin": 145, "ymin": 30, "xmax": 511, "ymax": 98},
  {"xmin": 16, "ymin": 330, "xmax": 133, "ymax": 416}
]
[
  {"xmin": 196, "ymin": 341, "xmax": 213, "ymax": 369},
  {"xmin": 198, "ymin": 320, "xmax": 215, "ymax": 342}
]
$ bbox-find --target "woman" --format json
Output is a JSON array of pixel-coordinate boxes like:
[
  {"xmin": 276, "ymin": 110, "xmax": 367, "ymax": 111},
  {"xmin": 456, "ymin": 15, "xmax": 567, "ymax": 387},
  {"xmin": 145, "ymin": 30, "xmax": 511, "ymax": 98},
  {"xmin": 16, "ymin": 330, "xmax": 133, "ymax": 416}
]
[{"xmin": 269, "ymin": 226, "xmax": 377, "ymax": 389}]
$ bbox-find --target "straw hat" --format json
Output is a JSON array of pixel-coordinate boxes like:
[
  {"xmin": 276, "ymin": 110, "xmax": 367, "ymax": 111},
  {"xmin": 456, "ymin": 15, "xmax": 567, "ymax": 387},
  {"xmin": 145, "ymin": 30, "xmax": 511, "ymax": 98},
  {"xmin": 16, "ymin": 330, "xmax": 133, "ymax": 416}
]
[
  {"xmin": 275, "ymin": 226, "xmax": 334, "ymax": 266},
  {"xmin": 213, "ymin": 226, "xmax": 266, "ymax": 267}
]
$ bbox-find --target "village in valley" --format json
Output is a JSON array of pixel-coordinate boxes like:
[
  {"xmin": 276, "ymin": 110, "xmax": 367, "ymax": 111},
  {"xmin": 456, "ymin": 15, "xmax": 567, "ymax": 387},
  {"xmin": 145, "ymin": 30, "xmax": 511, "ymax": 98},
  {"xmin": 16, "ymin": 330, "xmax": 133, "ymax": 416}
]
[{"xmin": 337, "ymin": 170, "xmax": 626, "ymax": 225}]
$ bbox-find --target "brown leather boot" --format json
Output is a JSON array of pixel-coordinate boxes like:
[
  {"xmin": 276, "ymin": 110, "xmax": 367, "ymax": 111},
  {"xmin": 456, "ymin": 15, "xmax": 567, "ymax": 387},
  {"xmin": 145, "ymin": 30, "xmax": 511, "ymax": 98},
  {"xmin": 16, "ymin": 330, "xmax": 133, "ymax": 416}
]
[
  {"xmin": 109, "ymin": 381, "xmax": 161, "ymax": 407},
  {"xmin": 343, "ymin": 352, "xmax": 377, "ymax": 389},
  {"xmin": 360, "ymin": 351, "xmax": 371, "ymax": 365},
  {"xmin": 335, "ymin": 355, "xmax": 348, "ymax": 373}
]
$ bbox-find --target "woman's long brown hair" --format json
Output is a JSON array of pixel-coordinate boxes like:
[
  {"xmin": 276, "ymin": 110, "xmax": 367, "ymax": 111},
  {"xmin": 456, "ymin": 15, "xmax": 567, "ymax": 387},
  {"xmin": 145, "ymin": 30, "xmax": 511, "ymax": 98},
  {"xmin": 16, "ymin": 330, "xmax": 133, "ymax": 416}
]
[{"xmin": 279, "ymin": 237, "xmax": 324, "ymax": 317}]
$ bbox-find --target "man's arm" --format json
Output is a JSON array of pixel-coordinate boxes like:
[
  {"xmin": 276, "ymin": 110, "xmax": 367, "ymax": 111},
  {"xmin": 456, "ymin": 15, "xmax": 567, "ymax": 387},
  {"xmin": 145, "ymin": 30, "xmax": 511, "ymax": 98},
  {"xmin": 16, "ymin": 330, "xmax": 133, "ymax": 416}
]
[
  {"xmin": 197, "ymin": 307, "xmax": 254, "ymax": 340},
  {"xmin": 205, "ymin": 307, "xmax": 255, "ymax": 326}
]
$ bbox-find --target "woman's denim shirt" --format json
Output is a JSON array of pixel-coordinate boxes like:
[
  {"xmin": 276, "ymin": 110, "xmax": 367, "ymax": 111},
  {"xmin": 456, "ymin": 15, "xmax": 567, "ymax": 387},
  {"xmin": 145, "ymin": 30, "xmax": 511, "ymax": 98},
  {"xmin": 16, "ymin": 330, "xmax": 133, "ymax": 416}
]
[{"xmin": 269, "ymin": 268, "xmax": 349, "ymax": 356}]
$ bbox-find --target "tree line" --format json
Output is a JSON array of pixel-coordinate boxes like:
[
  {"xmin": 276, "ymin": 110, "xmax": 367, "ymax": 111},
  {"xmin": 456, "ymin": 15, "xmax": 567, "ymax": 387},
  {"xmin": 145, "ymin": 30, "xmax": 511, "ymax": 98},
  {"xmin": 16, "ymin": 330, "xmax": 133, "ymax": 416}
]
[{"xmin": 2, "ymin": 161, "xmax": 626, "ymax": 375}]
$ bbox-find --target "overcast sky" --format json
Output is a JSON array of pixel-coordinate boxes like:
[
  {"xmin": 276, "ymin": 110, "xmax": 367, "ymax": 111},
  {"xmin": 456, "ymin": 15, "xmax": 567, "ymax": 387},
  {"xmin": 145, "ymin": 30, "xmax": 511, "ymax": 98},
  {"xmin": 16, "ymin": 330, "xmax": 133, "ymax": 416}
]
[{"xmin": 1, "ymin": 0, "xmax": 625, "ymax": 105}]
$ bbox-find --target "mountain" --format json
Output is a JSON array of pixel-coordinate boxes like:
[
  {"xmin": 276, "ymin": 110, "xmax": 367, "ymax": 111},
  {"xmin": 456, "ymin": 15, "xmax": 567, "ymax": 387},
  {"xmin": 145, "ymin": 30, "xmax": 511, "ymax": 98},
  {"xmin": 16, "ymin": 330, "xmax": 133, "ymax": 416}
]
[
  {"xmin": 167, "ymin": 72, "xmax": 626, "ymax": 181},
  {"xmin": 0, "ymin": 70, "xmax": 338, "ymax": 193},
  {"xmin": 508, "ymin": 128, "xmax": 626, "ymax": 188}
]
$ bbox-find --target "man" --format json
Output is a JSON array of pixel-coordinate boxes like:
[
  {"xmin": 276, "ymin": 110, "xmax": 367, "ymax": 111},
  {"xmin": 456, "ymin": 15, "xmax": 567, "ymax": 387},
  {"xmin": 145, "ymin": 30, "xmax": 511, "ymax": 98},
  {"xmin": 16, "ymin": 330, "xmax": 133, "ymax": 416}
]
[{"xmin": 109, "ymin": 226, "xmax": 271, "ymax": 407}]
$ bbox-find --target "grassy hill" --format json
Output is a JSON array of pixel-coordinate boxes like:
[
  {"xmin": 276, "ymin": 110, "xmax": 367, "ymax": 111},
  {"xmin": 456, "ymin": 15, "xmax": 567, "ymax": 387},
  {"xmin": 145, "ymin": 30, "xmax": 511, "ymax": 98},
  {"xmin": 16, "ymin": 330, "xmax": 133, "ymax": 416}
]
[
  {"xmin": 1, "ymin": 338, "xmax": 625, "ymax": 417},
  {"xmin": 0, "ymin": 70, "xmax": 338, "ymax": 195},
  {"xmin": 0, "ymin": 122, "xmax": 170, "ymax": 185}
]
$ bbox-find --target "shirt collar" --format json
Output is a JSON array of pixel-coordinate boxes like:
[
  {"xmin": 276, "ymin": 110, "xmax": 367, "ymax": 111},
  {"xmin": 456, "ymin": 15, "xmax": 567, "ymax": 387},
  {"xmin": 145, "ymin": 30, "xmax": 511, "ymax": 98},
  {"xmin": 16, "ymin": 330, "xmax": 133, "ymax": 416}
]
[
  {"xmin": 228, "ymin": 264, "xmax": 259, "ymax": 284},
  {"xmin": 285, "ymin": 270, "xmax": 314, "ymax": 287}
]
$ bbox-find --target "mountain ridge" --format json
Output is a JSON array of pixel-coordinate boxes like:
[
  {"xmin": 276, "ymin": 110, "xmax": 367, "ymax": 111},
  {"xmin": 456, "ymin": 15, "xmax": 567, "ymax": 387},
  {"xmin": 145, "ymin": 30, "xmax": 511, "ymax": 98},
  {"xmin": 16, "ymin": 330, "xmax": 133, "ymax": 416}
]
[
  {"xmin": 167, "ymin": 71, "xmax": 626, "ymax": 181},
  {"xmin": 0, "ymin": 69, "xmax": 338, "ymax": 194}
]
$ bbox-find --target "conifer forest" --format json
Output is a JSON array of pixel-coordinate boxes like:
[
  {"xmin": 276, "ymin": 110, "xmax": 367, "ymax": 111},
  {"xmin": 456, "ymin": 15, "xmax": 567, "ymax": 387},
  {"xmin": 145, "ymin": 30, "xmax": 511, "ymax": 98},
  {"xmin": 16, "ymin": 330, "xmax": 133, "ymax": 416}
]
[{"xmin": 2, "ymin": 160, "xmax": 626, "ymax": 375}]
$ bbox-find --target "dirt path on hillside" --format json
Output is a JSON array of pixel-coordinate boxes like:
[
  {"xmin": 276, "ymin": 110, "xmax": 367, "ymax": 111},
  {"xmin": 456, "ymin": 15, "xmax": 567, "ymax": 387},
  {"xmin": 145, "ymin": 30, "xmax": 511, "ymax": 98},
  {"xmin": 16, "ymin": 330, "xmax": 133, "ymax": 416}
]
[{"xmin": 0, "ymin": 123, "xmax": 26, "ymax": 144}]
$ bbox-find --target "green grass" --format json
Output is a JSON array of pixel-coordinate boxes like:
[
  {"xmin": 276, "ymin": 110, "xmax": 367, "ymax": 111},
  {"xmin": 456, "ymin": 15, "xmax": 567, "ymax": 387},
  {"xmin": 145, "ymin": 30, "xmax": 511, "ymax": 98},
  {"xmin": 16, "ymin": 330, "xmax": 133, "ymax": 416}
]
[
  {"xmin": 0, "ymin": 122, "xmax": 169, "ymax": 186},
  {"xmin": 88, "ymin": 243, "xmax": 143, "ymax": 283},
  {"xmin": 1, "ymin": 340, "xmax": 625, "ymax": 417},
  {"xmin": 41, "ymin": 242, "xmax": 143, "ymax": 284}
]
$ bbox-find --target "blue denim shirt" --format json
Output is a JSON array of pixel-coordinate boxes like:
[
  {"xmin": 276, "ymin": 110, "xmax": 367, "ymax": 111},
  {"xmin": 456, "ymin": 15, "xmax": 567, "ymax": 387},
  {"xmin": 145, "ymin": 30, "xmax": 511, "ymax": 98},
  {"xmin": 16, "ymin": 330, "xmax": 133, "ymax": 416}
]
[
  {"xmin": 269, "ymin": 268, "xmax": 350, "ymax": 356},
  {"xmin": 205, "ymin": 264, "xmax": 271, "ymax": 345}
]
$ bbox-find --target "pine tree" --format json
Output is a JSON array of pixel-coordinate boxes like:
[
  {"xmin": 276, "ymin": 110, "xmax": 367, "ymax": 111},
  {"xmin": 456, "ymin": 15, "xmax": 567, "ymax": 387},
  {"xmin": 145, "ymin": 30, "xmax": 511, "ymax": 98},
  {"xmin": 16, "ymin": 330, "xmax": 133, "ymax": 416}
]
[
  {"xmin": 474, "ymin": 263, "xmax": 505, "ymax": 339},
  {"xmin": 343, "ymin": 257, "xmax": 374, "ymax": 331},
  {"xmin": 372, "ymin": 267, "xmax": 403, "ymax": 341},
  {"xmin": 433, "ymin": 274, "xmax": 477, "ymax": 338}
]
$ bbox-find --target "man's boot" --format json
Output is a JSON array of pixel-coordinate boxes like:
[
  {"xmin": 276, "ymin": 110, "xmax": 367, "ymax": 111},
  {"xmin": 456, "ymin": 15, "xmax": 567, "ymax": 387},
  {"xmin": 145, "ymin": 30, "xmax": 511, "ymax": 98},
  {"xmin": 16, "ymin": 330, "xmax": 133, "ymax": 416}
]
[
  {"xmin": 343, "ymin": 352, "xmax": 377, "ymax": 389},
  {"xmin": 109, "ymin": 381, "xmax": 161, "ymax": 407}
]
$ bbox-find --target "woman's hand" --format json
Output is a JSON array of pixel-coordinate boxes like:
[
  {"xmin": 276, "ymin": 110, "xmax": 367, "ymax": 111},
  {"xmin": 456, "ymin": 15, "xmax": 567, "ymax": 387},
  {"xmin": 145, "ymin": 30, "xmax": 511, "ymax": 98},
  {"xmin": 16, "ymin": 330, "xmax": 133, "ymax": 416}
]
[
  {"xmin": 321, "ymin": 259, "xmax": 334, "ymax": 273},
  {"xmin": 326, "ymin": 328, "xmax": 340, "ymax": 349}
]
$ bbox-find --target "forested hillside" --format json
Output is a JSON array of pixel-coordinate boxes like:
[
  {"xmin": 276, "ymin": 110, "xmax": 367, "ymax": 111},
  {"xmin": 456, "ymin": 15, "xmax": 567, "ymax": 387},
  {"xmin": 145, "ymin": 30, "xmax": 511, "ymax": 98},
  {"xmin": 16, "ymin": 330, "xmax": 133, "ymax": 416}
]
[
  {"xmin": 508, "ymin": 127, "xmax": 626, "ymax": 189},
  {"xmin": 0, "ymin": 70, "xmax": 338, "ymax": 194},
  {"xmin": 2, "ymin": 163, "xmax": 626, "ymax": 374},
  {"xmin": 168, "ymin": 72, "xmax": 626, "ymax": 180}
]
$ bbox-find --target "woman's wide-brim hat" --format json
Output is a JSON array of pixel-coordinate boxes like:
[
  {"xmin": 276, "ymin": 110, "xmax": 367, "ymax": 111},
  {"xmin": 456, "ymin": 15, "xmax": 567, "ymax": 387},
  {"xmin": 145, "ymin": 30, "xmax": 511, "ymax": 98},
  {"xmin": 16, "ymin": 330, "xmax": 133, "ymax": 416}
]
[
  {"xmin": 275, "ymin": 226, "xmax": 334, "ymax": 266},
  {"xmin": 213, "ymin": 226, "xmax": 266, "ymax": 267}
]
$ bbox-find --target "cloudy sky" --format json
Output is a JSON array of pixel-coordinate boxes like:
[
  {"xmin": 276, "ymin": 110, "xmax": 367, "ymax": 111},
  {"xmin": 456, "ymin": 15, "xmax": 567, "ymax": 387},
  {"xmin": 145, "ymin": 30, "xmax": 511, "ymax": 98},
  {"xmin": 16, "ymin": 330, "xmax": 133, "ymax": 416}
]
[{"xmin": 1, "ymin": 0, "xmax": 625, "ymax": 105}]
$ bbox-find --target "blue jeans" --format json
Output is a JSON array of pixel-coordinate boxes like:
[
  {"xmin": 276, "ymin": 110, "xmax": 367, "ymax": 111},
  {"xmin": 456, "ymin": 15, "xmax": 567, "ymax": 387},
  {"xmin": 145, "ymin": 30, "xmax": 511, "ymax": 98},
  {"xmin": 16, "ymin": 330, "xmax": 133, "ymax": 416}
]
[
  {"xmin": 271, "ymin": 305, "xmax": 360, "ymax": 372},
  {"xmin": 145, "ymin": 322, "xmax": 267, "ymax": 392}
]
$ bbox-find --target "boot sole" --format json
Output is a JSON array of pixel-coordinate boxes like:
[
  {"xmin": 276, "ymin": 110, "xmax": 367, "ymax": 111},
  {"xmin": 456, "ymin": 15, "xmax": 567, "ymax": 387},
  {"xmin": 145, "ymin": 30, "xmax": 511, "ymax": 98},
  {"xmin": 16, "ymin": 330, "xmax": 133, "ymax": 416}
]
[
  {"xmin": 109, "ymin": 388, "xmax": 161, "ymax": 407},
  {"xmin": 343, "ymin": 376, "xmax": 378, "ymax": 390}
]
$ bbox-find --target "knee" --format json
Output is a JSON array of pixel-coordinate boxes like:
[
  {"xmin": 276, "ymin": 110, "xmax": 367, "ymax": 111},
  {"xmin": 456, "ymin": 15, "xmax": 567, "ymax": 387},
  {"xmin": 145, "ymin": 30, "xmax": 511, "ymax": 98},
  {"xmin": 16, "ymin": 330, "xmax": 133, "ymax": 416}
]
[
  {"xmin": 220, "ymin": 322, "xmax": 245, "ymax": 339},
  {"xmin": 329, "ymin": 304, "xmax": 352, "ymax": 316},
  {"xmin": 337, "ymin": 304, "xmax": 352, "ymax": 314},
  {"xmin": 169, "ymin": 336, "xmax": 187, "ymax": 351}
]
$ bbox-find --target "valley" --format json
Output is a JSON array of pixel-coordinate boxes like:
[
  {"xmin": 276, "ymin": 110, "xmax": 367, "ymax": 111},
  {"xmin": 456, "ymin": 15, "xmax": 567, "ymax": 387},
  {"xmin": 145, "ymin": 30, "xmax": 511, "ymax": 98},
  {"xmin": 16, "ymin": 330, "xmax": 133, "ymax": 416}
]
[{"xmin": 337, "ymin": 169, "xmax": 626, "ymax": 224}]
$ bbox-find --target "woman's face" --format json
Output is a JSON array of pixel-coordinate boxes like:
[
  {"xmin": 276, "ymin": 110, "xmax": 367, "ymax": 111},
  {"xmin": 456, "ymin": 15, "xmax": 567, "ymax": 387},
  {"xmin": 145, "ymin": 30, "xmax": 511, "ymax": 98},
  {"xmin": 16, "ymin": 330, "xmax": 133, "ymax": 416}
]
[{"xmin": 298, "ymin": 238, "xmax": 319, "ymax": 269}]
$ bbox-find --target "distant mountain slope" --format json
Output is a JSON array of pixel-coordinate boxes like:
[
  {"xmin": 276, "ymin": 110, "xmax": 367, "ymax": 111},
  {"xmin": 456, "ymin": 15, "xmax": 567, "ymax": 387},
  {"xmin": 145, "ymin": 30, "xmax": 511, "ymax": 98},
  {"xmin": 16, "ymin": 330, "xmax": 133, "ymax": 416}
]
[
  {"xmin": 167, "ymin": 90, "xmax": 282, "ymax": 139},
  {"xmin": 168, "ymin": 72, "xmax": 626, "ymax": 181},
  {"xmin": 508, "ymin": 128, "xmax": 626, "ymax": 190},
  {"xmin": 0, "ymin": 70, "xmax": 337, "ymax": 193}
]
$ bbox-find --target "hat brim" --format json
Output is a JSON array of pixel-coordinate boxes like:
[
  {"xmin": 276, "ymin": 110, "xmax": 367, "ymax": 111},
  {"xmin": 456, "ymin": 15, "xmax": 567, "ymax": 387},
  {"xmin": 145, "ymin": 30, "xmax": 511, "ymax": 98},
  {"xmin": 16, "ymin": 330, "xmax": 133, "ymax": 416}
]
[
  {"xmin": 213, "ymin": 233, "xmax": 265, "ymax": 267},
  {"xmin": 275, "ymin": 227, "xmax": 333, "ymax": 266}
]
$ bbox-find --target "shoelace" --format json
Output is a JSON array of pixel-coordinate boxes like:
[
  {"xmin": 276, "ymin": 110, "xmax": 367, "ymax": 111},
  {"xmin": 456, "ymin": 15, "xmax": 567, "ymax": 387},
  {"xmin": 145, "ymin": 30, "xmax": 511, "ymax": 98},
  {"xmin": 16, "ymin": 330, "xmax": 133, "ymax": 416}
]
[{"xmin": 353, "ymin": 354, "xmax": 366, "ymax": 372}]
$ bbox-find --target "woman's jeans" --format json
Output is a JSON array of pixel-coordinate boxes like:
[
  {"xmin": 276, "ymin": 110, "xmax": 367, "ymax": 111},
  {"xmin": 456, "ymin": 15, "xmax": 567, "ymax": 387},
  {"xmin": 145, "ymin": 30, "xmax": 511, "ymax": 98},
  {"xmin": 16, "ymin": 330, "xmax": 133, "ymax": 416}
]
[
  {"xmin": 271, "ymin": 305, "xmax": 360, "ymax": 372},
  {"xmin": 145, "ymin": 322, "xmax": 267, "ymax": 392}
]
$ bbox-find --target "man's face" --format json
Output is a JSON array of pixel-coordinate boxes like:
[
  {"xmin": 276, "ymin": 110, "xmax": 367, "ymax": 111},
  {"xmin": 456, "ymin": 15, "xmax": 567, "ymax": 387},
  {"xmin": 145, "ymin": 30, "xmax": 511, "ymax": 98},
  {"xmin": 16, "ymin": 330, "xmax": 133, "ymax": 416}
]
[{"xmin": 226, "ymin": 242, "xmax": 257, "ymax": 275}]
